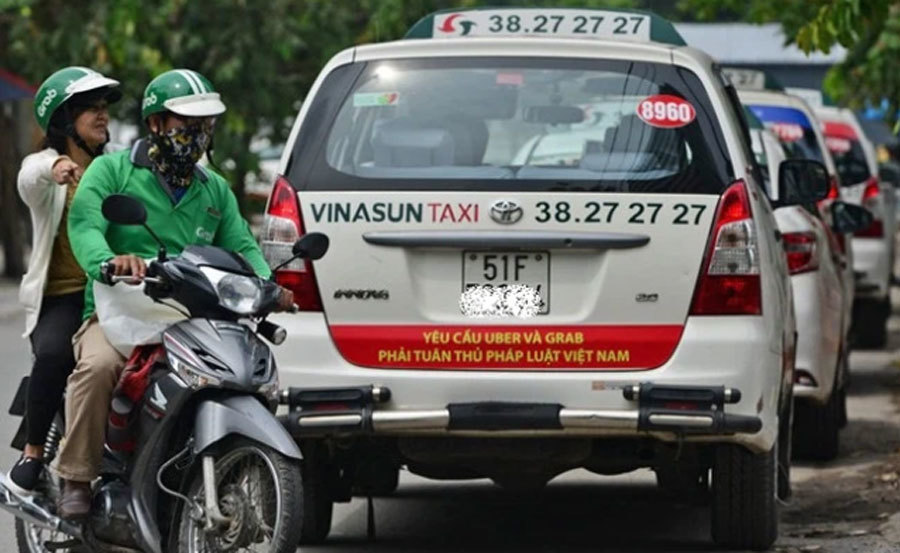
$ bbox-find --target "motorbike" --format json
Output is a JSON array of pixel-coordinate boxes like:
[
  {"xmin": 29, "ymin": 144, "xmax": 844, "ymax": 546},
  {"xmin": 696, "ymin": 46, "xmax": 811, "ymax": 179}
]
[{"xmin": 1, "ymin": 193, "xmax": 329, "ymax": 553}]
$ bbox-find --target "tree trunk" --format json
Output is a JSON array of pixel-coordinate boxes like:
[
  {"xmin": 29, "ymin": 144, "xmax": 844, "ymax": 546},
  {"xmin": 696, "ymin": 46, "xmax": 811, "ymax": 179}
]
[{"xmin": 0, "ymin": 104, "xmax": 26, "ymax": 278}]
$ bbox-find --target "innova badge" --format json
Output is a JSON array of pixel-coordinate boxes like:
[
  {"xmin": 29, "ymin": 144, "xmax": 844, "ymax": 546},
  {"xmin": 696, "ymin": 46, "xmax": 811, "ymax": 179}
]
[{"xmin": 490, "ymin": 199, "xmax": 523, "ymax": 225}]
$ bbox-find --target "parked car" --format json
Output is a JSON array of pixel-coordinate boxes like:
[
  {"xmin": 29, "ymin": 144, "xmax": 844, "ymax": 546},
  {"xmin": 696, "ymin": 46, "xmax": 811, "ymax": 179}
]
[
  {"xmin": 746, "ymin": 111, "xmax": 863, "ymax": 460},
  {"xmin": 264, "ymin": 9, "xmax": 830, "ymax": 550},
  {"xmin": 815, "ymin": 105, "xmax": 897, "ymax": 348}
]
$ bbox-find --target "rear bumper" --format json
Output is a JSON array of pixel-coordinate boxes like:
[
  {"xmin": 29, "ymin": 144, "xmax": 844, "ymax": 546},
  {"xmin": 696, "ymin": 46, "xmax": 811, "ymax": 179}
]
[
  {"xmin": 281, "ymin": 383, "xmax": 762, "ymax": 438},
  {"xmin": 273, "ymin": 315, "xmax": 783, "ymax": 452}
]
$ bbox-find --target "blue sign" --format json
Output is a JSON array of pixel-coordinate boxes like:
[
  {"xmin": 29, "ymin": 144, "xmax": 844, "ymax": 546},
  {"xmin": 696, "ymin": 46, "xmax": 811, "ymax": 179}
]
[{"xmin": 747, "ymin": 105, "xmax": 813, "ymax": 128}]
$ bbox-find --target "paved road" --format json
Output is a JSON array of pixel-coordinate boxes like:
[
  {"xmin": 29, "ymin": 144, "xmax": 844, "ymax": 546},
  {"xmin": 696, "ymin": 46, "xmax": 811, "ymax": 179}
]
[{"xmin": 0, "ymin": 280, "xmax": 897, "ymax": 552}]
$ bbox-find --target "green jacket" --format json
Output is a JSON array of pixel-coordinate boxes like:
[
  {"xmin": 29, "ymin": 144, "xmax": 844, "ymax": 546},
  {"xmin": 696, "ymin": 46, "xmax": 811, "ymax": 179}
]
[{"xmin": 69, "ymin": 139, "xmax": 271, "ymax": 319}]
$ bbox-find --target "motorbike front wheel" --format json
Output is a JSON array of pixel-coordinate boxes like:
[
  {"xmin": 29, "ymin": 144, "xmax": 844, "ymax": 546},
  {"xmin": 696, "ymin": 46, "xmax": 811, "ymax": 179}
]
[{"xmin": 174, "ymin": 438, "xmax": 303, "ymax": 553}]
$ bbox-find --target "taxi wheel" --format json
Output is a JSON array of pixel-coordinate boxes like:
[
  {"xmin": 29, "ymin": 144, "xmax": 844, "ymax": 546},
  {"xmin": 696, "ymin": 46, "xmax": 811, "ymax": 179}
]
[
  {"xmin": 298, "ymin": 444, "xmax": 334, "ymax": 545},
  {"xmin": 854, "ymin": 298, "xmax": 888, "ymax": 349},
  {"xmin": 711, "ymin": 444, "xmax": 778, "ymax": 551},
  {"xmin": 838, "ymin": 385, "xmax": 849, "ymax": 429},
  {"xmin": 792, "ymin": 391, "xmax": 841, "ymax": 462}
]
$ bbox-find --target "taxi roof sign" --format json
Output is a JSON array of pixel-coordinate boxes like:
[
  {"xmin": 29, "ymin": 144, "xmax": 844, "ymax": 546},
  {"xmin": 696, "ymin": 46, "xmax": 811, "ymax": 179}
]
[
  {"xmin": 785, "ymin": 87, "xmax": 837, "ymax": 108},
  {"xmin": 405, "ymin": 7, "xmax": 687, "ymax": 46},
  {"xmin": 722, "ymin": 67, "xmax": 785, "ymax": 92}
]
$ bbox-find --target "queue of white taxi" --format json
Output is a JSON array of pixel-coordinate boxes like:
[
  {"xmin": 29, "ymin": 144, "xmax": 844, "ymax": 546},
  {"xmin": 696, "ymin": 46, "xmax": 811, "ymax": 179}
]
[{"xmin": 257, "ymin": 7, "xmax": 891, "ymax": 551}]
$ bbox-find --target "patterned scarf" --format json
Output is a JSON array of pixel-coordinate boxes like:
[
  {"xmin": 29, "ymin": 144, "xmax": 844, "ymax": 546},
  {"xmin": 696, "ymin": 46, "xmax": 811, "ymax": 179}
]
[{"xmin": 147, "ymin": 119, "xmax": 214, "ymax": 190}]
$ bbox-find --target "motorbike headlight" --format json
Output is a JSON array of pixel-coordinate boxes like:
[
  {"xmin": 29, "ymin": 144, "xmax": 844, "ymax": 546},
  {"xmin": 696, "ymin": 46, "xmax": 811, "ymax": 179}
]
[
  {"xmin": 164, "ymin": 334, "xmax": 223, "ymax": 389},
  {"xmin": 169, "ymin": 354, "xmax": 222, "ymax": 389},
  {"xmin": 201, "ymin": 268, "xmax": 263, "ymax": 315}
]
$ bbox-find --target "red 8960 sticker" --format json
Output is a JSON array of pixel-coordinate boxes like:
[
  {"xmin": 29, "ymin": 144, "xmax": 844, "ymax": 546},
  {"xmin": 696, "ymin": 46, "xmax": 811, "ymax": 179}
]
[{"xmin": 636, "ymin": 94, "xmax": 696, "ymax": 129}]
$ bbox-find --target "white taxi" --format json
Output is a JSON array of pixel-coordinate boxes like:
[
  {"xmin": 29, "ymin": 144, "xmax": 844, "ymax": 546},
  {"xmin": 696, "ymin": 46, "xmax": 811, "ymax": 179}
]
[
  {"xmin": 738, "ymin": 89, "xmax": 857, "ymax": 343},
  {"xmin": 264, "ymin": 8, "xmax": 829, "ymax": 550},
  {"xmin": 814, "ymin": 104, "xmax": 896, "ymax": 348},
  {"xmin": 744, "ymin": 104, "xmax": 867, "ymax": 460}
]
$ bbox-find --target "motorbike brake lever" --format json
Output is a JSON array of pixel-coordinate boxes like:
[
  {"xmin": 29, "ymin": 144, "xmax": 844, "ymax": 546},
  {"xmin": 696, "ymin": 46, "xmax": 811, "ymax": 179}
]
[{"xmin": 100, "ymin": 262, "xmax": 116, "ymax": 285}]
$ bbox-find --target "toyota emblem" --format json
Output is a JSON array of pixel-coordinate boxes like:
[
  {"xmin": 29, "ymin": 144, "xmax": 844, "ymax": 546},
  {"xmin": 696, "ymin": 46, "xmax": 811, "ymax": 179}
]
[{"xmin": 489, "ymin": 199, "xmax": 523, "ymax": 225}]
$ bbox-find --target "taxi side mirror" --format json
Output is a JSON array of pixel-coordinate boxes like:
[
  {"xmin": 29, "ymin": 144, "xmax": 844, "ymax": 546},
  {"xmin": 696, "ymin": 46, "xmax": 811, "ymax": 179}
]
[
  {"xmin": 831, "ymin": 201, "xmax": 874, "ymax": 234},
  {"xmin": 778, "ymin": 159, "xmax": 829, "ymax": 206},
  {"xmin": 879, "ymin": 163, "xmax": 900, "ymax": 187}
]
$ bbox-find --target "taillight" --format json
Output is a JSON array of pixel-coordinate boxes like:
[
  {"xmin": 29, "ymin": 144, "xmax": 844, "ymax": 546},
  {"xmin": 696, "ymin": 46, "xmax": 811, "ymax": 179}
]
[
  {"xmin": 261, "ymin": 176, "xmax": 323, "ymax": 311},
  {"xmin": 690, "ymin": 180, "xmax": 762, "ymax": 316},
  {"xmin": 826, "ymin": 176, "xmax": 840, "ymax": 200},
  {"xmin": 855, "ymin": 177, "xmax": 883, "ymax": 238},
  {"xmin": 782, "ymin": 232, "xmax": 818, "ymax": 274}
]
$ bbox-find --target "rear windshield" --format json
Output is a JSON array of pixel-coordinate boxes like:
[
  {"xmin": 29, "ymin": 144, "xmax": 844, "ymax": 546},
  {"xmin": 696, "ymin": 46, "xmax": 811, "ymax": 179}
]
[
  {"xmin": 288, "ymin": 57, "xmax": 734, "ymax": 193},
  {"xmin": 747, "ymin": 104, "xmax": 825, "ymax": 165},
  {"xmin": 825, "ymin": 135, "xmax": 870, "ymax": 186}
]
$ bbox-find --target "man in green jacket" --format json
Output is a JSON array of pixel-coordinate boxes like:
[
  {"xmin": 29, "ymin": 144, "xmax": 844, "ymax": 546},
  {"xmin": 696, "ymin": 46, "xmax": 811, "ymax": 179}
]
[{"xmin": 56, "ymin": 69, "xmax": 292, "ymax": 518}]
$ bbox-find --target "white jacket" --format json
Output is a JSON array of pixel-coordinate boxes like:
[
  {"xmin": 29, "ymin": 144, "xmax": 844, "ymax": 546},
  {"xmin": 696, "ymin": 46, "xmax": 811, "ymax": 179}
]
[{"xmin": 18, "ymin": 148, "xmax": 70, "ymax": 338}]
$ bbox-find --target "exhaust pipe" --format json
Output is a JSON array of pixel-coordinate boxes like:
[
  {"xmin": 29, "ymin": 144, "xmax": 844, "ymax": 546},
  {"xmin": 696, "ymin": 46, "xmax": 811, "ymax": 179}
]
[{"xmin": 0, "ymin": 475, "xmax": 82, "ymax": 538}]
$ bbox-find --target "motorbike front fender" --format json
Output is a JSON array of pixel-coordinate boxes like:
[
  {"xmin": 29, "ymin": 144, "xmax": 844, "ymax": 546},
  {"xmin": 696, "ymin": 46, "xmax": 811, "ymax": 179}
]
[{"xmin": 193, "ymin": 395, "xmax": 302, "ymax": 460}]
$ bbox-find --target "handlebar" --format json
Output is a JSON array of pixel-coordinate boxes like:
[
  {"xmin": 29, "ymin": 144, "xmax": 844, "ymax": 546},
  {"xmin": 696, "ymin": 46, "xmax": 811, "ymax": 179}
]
[
  {"xmin": 109, "ymin": 275, "xmax": 164, "ymax": 285},
  {"xmin": 100, "ymin": 262, "xmax": 162, "ymax": 286}
]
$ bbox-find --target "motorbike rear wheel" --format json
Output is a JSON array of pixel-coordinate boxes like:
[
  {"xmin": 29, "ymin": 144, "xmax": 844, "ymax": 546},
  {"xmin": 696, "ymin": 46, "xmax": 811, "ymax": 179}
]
[{"xmin": 174, "ymin": 438, "xmax": 303, "ymax": 553}]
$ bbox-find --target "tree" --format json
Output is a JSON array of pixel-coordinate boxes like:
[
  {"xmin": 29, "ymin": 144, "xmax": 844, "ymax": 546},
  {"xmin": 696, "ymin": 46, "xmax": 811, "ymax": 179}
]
[
  {"xmin": 679, "ymin": 0, "xmax": 900, "ymax": 126},
  {"xmin": 0, "ymin": 6, "xmax": 28, "ymax": 278},
  {"xmin": 5, "ymin": 0, "xmax": 320, "ymax": 214},
  {"xmin": 1, "ymin": 0, "xmax": 651, "ymax": 275}
]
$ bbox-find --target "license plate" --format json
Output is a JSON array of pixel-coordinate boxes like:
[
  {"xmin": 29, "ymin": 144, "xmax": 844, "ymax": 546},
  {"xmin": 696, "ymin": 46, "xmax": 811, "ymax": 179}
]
[{"xmin": 462, "ymin": 251, "xmax": 550, "ymax": 314}]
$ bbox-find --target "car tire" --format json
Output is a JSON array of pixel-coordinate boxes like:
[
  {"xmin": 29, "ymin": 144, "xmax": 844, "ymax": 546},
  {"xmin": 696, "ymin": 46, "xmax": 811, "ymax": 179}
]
[
  {"xmin": 792, "ymin": 390, "xmax": 841, "ymax": 462},
  {"xmin": 853, "ymin": 297, "xmax": 889, "ymax": 349},
  {"xmin": 838, "ymin": 383, "xmax": 849, "ymax": 429},
  {"xmin": 298, "ymin": 443, "xmax": 334, "ymax": 545},
  {"xmin": 777, "ymin": 389, "xmax": 794, "ymax": 501},
  {"xmin": 711, "ymin": 444, "xmax": 778, "ymax": 551}
]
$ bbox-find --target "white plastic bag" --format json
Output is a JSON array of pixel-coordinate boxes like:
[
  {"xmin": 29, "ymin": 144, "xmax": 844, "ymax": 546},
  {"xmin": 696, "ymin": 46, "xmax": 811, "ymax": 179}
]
[{"xmin": 93, "ymin": 279, "xmax": 187, "ymax": 357}]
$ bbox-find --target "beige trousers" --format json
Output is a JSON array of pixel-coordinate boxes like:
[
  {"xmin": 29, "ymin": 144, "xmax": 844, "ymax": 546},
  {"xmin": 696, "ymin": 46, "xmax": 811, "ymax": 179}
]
[{"xmin": 54, "ymin": 317, "xmax": 125, "ymax": 482}]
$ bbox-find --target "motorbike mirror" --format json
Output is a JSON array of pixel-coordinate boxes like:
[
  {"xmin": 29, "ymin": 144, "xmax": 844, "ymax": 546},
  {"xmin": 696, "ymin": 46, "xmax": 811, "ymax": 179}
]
[
  {"xmin": 102, "ymin": 194, "xmax": 147, "ymax": 225},
  {"xmin": 271, "ymin": 233, "xmax": 330, "ymax": 273},
  {"xmin": 101, "ymin": 194, "xmax": 167, "ymax": 261},
  {"xmin": 292, "ymin": 233, "xmax": 330, "ymax": 261}
]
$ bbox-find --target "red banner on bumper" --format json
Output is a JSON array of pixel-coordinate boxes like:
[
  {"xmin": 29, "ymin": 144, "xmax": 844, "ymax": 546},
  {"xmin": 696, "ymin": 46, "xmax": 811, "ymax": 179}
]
[{"xmin": 328, "ymin": 325, "xmax": 684, "ymax": 371}]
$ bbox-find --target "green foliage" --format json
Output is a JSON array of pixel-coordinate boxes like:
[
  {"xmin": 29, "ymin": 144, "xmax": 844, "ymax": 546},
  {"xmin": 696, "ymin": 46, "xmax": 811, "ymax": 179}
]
[
  {"xmin": 3, "ymin": 0, "xmax": 647, "ymax": 214},
  {"xmin": 681, "ymin": 0, "xmax": 900, "ymax": 127}
]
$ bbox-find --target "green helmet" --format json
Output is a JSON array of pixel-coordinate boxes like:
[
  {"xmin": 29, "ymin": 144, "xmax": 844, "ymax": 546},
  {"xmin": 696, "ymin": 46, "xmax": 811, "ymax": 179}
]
[
  {"xmin": 142, "ymin": 69, "xmax": 226, "ymax": 120},
  {"xmin": 33, "ymin": 67, "xmax": 121, "ymax": 132}
]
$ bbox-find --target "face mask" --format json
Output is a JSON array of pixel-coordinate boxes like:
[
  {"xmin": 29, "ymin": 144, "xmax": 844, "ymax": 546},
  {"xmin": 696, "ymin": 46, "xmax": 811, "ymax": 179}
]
[{"xmin": 147, "ymin": 119, "xmax": 214, "ymax": 185}]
